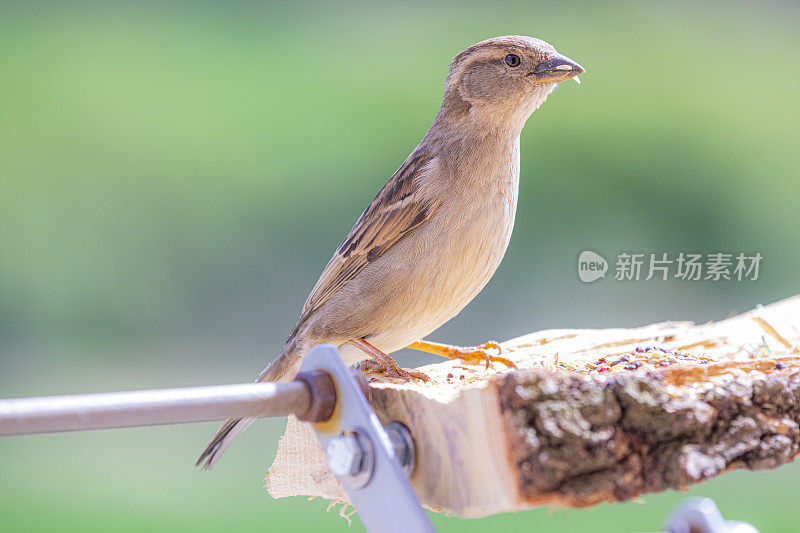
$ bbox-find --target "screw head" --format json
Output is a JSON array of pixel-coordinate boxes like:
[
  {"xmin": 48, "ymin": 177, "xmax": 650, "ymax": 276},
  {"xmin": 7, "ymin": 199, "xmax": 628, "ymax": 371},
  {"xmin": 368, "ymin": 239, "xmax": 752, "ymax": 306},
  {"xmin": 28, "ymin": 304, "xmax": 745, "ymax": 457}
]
[{"xmin": 326, "ymin": 434, "xmax": 366, "ymax": 478}]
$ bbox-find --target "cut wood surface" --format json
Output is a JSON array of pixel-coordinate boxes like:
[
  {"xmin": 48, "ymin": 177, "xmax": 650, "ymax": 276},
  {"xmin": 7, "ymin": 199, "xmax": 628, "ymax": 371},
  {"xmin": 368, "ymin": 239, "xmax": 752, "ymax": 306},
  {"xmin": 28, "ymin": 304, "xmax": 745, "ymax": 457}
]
[{"xmin": 266, "ymin": 295, "xmax": 800, "ymax": 518}]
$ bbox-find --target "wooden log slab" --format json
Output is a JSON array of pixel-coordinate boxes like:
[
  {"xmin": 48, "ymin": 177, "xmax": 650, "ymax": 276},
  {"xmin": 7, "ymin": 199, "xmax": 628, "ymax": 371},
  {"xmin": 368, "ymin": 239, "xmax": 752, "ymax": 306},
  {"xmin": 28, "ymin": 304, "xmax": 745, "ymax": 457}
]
[{"xmin": 265, "ymin": 295, "xmax": 800, "ymax": 518}]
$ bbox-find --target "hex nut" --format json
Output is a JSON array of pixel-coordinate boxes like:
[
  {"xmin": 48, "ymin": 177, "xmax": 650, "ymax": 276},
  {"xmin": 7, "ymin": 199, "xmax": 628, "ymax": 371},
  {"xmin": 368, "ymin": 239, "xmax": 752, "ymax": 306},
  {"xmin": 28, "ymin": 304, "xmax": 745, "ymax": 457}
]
[{"xmin": 326, "ymin": 434, "xmax": 366, "ymax": 478}]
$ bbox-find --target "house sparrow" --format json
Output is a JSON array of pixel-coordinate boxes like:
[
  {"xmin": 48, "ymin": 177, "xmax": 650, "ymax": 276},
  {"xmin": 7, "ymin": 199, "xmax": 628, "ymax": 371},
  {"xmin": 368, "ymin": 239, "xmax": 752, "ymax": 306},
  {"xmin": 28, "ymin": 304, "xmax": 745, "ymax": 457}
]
[{"xmin": 197, "ymin": 35, "xmax": 583, "ymax": 469}]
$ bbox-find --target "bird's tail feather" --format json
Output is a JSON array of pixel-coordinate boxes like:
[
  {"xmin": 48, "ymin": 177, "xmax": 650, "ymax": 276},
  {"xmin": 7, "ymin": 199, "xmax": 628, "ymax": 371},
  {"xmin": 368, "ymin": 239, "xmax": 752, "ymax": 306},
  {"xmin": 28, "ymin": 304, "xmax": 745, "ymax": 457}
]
[
  {"xmin": 195, "ymin": 416, "xmax": 255, "ymax": 471},
  {"xmin": 196, "ymin": 340, "xmax": 305, "ymax": 470}
]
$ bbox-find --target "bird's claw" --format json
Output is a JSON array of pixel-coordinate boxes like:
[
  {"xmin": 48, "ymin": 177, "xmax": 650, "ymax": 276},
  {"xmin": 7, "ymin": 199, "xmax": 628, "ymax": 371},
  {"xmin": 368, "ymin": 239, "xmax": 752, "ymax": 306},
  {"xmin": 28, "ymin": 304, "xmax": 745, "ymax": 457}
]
[
  {"xmin": 444, "ymin": 341, "xmax": 517, "ymax": 370},
  {"xmin": 359, "ymin": 359, "xmax": 431, "ymax": 382}
]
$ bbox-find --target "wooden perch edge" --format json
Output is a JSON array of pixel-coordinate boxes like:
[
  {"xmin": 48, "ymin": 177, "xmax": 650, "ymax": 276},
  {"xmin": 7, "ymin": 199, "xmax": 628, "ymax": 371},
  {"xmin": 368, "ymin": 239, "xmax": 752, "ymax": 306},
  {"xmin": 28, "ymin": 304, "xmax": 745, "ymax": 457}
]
[{"xmin": 265, "ymin": 295, "xmax": 800, "ymax": 518}]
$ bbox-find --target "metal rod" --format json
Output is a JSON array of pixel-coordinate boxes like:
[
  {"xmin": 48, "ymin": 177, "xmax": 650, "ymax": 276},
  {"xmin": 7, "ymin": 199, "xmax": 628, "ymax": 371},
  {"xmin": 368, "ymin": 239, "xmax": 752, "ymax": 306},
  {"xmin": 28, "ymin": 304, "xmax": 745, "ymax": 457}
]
[{"xmin": 0, "ymin": 381, "xmax": 311, "ymax": 436}]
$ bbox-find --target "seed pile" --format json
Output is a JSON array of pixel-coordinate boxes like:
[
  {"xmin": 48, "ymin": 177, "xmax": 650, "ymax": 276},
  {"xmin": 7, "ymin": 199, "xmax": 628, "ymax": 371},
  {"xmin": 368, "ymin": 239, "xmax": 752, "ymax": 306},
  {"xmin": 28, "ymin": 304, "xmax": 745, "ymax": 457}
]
[{"xmin": 545, "ymin": 345, "xmax": 717, "ymax": 374}]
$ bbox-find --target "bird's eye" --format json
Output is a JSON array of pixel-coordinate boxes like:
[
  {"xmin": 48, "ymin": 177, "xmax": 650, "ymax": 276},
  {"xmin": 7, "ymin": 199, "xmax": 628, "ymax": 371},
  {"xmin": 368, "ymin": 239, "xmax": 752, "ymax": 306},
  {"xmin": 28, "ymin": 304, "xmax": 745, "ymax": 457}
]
[{"xmin": 504, "ymin": 53, "xmax": 521, "ymax": 67}]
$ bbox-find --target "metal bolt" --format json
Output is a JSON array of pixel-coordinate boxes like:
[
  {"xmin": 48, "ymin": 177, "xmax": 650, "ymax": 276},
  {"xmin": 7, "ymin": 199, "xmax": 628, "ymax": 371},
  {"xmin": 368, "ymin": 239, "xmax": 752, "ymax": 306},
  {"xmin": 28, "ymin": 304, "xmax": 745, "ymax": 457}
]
[
  {"xmin": 385, "ymin": 421, "xmax": 415, "ymax": 477},
  {"xmin": 325, "ymin": 423, "xmax": 415, "ymax": 488},
  {"xmin": 325, "ymin": 431, "xmax": 374, "ymax": 488}
]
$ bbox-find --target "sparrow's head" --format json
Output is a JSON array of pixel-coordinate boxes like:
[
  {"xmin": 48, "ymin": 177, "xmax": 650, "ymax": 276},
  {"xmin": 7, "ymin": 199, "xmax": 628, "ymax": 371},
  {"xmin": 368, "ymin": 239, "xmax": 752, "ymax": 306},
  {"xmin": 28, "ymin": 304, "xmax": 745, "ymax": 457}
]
[{"xmin": 442, "ymin": 36, "xmax": 584, "ymax": 130}]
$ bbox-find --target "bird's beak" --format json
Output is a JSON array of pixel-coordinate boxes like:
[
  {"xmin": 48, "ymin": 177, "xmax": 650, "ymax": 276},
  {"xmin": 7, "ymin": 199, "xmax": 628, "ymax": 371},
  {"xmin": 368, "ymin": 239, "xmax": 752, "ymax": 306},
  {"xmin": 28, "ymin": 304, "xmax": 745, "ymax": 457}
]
[{"xmin": 530, "ymin": 54, "xmax": 585, "ymax": 84}]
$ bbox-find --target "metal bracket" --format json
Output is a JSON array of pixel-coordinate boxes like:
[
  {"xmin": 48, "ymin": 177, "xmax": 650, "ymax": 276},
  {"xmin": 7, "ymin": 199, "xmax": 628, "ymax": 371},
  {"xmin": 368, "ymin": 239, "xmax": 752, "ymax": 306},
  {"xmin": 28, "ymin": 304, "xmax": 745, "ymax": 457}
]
[
  {"xmin": 665, "ymin": 498, "xmax": 759, "ymax": 533},
  {"xmin": 298, "ymin": 344, "xmax": 436, "ymax": 533}
]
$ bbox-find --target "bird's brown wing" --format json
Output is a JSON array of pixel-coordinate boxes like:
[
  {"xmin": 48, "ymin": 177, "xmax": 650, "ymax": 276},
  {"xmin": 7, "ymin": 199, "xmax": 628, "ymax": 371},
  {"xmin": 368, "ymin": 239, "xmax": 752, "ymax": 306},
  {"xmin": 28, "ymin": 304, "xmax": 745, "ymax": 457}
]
[{"xmin": 289, "ymin": 151, "xmax": 437, "ymax": 339}]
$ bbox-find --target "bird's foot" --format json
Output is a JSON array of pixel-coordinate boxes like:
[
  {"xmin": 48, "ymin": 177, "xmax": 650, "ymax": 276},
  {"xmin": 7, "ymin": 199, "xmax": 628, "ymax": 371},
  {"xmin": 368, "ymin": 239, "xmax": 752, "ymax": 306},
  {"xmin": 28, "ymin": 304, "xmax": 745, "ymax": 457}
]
[
  {"xmin": 407, "ymin": 340, "xmax": 517, "ymax": 370},
  {"xmin": 358, "ymin": 359, "xmax": 430, "ymax": 382},
  {"xmin": 349, "ymin": 337, "xmax": 430, "ymax": 382}
]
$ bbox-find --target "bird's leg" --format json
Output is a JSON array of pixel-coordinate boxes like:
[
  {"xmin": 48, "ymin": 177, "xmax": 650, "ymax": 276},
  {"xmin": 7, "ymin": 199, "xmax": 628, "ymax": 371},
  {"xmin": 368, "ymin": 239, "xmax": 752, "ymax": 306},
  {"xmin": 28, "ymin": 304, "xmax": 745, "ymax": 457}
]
[
  {"xmin": 407, "ymin": 340, "xmax": 517, "ymax": 369},
  {"xmin": 349, "ymin": 338, "xmax": 430, "ymax": 382}
]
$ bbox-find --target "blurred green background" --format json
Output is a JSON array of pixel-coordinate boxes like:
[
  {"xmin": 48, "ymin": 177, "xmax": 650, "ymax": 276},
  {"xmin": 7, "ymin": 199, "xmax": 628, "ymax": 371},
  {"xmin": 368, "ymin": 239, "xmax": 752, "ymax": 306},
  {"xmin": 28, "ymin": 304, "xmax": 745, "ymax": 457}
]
[{"xmin": 1, "ymin": 1, "xmax": 799, "ymax": 531}]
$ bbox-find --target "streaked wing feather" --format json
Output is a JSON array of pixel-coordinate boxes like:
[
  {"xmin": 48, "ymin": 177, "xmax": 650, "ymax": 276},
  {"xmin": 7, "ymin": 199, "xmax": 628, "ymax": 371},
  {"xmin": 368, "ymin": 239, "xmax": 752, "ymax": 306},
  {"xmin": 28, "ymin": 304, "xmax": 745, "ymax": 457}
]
[{"xmin": 290, "ymin": 152, "xmax": 435, "ymax": 337}]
